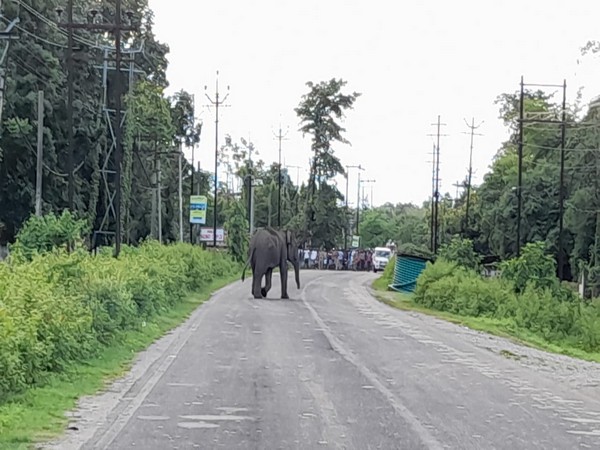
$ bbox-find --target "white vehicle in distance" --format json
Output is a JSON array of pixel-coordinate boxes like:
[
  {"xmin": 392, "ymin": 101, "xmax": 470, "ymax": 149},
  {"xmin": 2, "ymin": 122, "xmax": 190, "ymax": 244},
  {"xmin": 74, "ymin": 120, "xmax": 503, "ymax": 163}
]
[{"xmin": 372, "ymin": 247, "xmax": 392, "ymax": 273}]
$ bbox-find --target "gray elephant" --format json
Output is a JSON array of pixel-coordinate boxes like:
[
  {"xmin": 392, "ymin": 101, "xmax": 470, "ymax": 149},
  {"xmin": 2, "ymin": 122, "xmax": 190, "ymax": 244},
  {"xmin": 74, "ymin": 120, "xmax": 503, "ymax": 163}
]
[{"xmin": 241, "ymin": 228, "xmax": 301, "ymax": 299}]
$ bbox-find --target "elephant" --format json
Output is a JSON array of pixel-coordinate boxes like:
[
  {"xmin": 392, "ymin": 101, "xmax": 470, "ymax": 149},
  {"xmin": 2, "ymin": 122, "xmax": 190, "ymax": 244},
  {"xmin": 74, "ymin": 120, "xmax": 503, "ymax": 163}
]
[{"xmin": 241, "ymin": 227, "xmax": 301, "ymax": 299}]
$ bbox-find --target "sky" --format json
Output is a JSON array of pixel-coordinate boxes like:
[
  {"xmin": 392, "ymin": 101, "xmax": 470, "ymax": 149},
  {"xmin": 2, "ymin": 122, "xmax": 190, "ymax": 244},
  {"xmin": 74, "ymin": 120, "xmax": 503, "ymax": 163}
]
[{"xmin": 147, "ymin": 0, "xmax": 600, "ymax": 208}]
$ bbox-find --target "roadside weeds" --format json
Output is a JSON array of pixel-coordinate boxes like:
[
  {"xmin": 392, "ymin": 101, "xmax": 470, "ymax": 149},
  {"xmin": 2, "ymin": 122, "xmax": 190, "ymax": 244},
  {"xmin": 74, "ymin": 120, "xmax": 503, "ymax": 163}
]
[
  {"xmin": 370, "ymin": 282, "xmax": 600, "ymax": 365},
  {"xmin": 0, "ymin": 275, "xmax": 239, "ymax": 450}
]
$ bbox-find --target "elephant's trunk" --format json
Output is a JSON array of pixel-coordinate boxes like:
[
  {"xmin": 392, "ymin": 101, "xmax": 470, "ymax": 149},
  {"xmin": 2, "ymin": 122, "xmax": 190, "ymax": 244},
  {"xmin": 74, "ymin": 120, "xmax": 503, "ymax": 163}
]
[{"xmin": 294, "ymin": 260, "xmax": 301, "ymax": 289}]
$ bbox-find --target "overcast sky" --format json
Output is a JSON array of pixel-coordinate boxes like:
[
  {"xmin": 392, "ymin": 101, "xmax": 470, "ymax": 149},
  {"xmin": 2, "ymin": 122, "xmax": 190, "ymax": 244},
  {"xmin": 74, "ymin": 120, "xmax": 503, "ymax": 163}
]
[{"xmin": 147, "ymin": 0, "xmax": 600, "ymax": 207}]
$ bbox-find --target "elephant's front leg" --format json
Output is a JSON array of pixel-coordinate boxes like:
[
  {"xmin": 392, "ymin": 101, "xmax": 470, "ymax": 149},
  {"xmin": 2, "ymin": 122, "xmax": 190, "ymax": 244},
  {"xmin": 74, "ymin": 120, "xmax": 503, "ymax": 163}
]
[
  {"xmin": 280, "ymin": 264, "xmax": 289, "ymax": 299},
  {"xmin": 252, "ymin": 270, "xmax": 263, "ymax": 299},
  {"xmin": 262, "ymin": 268, "xmax": 273, "ymax": 298}
]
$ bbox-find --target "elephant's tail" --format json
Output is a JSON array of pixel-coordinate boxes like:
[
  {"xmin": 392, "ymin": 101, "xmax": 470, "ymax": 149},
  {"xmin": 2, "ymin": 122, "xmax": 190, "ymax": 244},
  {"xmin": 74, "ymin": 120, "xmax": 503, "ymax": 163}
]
[{"xmin": 241, "ymin": 247, "xmax": 254, "ymax": 282}]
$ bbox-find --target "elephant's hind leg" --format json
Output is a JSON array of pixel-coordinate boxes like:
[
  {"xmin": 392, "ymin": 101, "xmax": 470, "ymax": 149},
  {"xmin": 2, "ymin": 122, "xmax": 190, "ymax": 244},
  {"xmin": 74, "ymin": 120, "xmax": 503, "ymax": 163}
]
[
  {"xmin": 261, "ymin": 268, "xmax": 273, "ymax": 298},
  {"xmin": 252, "ymin": 271, "xmax": 263, "ymax": 299}
]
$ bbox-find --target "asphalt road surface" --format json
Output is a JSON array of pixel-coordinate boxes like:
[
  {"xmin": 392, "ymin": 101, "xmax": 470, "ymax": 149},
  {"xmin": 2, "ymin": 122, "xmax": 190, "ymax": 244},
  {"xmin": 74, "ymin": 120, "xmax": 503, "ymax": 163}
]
[{"xmin": 45, "ymin": 271, "xmax": 600, "ymax": 450}]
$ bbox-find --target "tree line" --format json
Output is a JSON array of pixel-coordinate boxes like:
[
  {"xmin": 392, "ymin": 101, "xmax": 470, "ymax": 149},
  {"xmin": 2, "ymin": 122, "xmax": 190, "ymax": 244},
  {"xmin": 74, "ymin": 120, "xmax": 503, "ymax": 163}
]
[{"xmin": 2, "ymin": 0, "xmax": 600, "ymax": 291}]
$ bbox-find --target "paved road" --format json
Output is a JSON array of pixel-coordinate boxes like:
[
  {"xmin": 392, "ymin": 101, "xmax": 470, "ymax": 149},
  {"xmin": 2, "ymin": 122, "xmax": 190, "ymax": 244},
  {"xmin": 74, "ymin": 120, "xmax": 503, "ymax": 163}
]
[{"xmin": 46, "ymin": 271, "xmax": 600, "ymax": 449}]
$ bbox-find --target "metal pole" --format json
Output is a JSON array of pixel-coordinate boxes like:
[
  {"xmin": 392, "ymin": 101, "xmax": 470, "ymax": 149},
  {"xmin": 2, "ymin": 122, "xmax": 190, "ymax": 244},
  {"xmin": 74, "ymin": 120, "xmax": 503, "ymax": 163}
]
[
  {"xmin": 431, "ymin": 142, "xmax": 435, "ymax": 252},
  {"xmin": 356, "ymin": 170, "xmax": 361, "ymax": 235},
  {"xmin": 465, "ymin": 117, "xmax": 475, "ymax": 230},
  {"xmin": 178, "ymin": 143, "xmax": 183, "ymax": 243},
  {"xmin": 214, "ymin": 84, "xmax": 219, "ymax": 248},
  {"xmin": 345, "ymin": 168, "xmax": 349, "ymax": 249},
  {"xmin": 190, "ymin": 96, "xmax": 195, "ymax": 244},
  {"xmin": 67, "ymin": 0, "xmax": 74, "ymax": 211},
  {"xmin": 517, "ymin": 76, "xmax": 524, "ymax": 257},
  {"xmin": 278, "ymin": 126, "xmax": 282, "ymax": 227},
  {"xmin": 434, "ymin": 116, "xmax": 441, "ymax": 255},
  {"xmin": 114, "ymin": 0, "xmax": 123, "ymax": 257},
  {"xmin": 558, "ymin": 79, "xmax": 567, "ymax": 280},
  {"xmin": 35, "ymin": 90, "xmax": 44, "ymax": 216},
  {"xmin": 248, "ymin": 141, "xmax": 253, "ymax": 234},
  {"xmin": 157, "ymin": 151, "xmax": 162, "ymax": 244}
]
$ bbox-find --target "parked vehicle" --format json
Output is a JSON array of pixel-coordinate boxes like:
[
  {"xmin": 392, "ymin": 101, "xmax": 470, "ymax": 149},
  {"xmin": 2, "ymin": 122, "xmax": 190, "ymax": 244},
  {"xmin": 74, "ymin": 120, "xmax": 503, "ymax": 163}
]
[{"xmin": 372, "ymin": 247, "xmax": 392, "ymax": 273}]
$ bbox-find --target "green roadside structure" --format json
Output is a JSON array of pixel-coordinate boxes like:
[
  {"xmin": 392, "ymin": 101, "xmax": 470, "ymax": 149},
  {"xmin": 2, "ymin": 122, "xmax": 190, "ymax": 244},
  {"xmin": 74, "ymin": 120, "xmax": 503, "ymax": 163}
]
[{"xmin": 389, "ymin": 252, "xmax": 433, "ymax": 293}]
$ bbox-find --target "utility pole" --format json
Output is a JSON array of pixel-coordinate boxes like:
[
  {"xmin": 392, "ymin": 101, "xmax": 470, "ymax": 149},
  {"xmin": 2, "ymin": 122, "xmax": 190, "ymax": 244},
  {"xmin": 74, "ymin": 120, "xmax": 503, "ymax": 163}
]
[
  {"xmin": 452, "ymin": 181, "xmax": 462, "ymax": 206},
  {"xmin": 65, "ymin": 0, "xmax": 74, "ymax": 211},
  {"xmin": 428, "ymin": 116, "xmax": 447, "ymax": 255},
  {"xmin": 35, "ymin": 91, "xmax": 44, "ymax": 217},
  {"xmin": 430, "ymin": 143, "xmax": 436, "ymax": 252},
  {"xmin": 273, "ymin": 124, "xmax": 289, "ymax": 228},
  {"xmin": 0, "ymin": 1, "xmax": 18, "ymax": 131},
  {"xmin": 516, "ymin": 77, "xmax": 567, "ymax": 267},
  {"xmin": 205, "ymin": 71, "xmax": 230, "ymax": 248},
  {"xmin": 189, "ymin": 94, "xmax": 197, "ymax": 244},
  {"xmin": 558, "ymin": 79, "xmax": 567, "ymax": 280},
  {"xmin": 154, "ymin": 147, "xmax": 162, "ymax": 244},
  {"xmin": 178, "ymin": 142, "xmax": 183, "ymax": 242},
  {"xmin": 286, "ymin": 165, "xmax": 301, "ymax": 187},
  {"xmin": 517, "ymin": 77, "xmax": 524, "ymax": 257},
  {"xmin": 361, "ymin": 179, "xmax": 376, "ymax": 208},
  {"xmin": 344, "ymin": 164, "xmax": 362, "ymax": 249},
  {"xmin": 355, "ymin": 166, "xmax": 366, "ymax": 235},
  {"xmin": 462, "ymin": 117, "xmax": 484, "ymax": 232},
  {"xmin": 58, "ymin": 1, "xmax": 138, "ymax": 257}
]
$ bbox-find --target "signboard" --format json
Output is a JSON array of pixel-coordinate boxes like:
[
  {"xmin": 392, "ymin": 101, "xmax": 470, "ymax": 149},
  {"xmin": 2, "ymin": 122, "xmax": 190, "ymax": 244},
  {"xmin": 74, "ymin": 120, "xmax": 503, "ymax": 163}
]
[
  {"xmin": 190, "ymin": 195, "xmax": 208, "ymax": 224},
  {"xmin": 200, "ymin": 227, "xmax": 227, "ymax": 245},
  {"xmin": 351, "ymin": 235, "xmax": 361, "ymax": 248}
]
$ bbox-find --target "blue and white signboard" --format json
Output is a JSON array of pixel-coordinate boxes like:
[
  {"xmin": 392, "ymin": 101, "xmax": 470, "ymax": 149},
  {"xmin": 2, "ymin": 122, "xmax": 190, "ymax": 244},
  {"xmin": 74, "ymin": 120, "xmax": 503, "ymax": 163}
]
[{"xmin": 190, "ymin": 195, "xmax": 208, "ymax": 224}]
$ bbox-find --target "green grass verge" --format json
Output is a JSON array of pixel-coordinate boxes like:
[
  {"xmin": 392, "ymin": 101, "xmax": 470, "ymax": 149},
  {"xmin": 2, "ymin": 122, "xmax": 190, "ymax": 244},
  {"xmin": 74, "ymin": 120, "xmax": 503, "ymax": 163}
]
[
  {"xmin": 371, "ymin": 280, "xmax": 600, "ymax": 364},
  {"xmin": 0, "ymin": 274, "xmax": 240, "ymax": 450}
]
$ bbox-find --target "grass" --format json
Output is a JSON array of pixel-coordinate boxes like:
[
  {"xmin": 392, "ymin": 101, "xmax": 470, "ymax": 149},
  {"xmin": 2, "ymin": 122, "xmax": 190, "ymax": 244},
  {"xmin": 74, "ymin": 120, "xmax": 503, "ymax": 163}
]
[
  {"xmin": 0, "ymin": 274, "xmax": 240, "ymax": 450},
  {"xmin": 371, "ymin": 281, "xmax": 600, "ymax": 364}
]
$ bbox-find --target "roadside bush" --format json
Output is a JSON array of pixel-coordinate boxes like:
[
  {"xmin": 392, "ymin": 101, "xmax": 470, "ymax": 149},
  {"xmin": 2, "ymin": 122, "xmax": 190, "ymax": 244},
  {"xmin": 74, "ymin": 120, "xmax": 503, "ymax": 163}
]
[
  {"xmin": 500, "ymin": 242, "xmax": 558, "ymax": 294},
  {"xmin": 438, "ymin": 237, "xmax": 481, "ymax": 272},
  {"xmin": 9, "ymin": 211, "xmax": 88, "ymax": 262},
  {"xmin": 381, "ymin": 255, "xmax": 396, "ymax": 283},
  {"xmin": 413, "ymin": 248, "xmax": 600, "ymax": 353},
  {"xmin": 0, "ymin": 241, "xmax": 239, "ymax": 402}
]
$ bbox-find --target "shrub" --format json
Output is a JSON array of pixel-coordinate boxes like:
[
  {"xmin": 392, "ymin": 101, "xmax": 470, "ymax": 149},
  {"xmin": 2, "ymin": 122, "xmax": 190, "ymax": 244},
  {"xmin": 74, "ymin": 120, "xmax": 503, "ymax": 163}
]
[
  {"xmin": 500, "ymin": 242, "xmax": 558, "ymax": 294},
  {"xmin": 413, "ymin": 250, "xmax": 600, "ymax": 353},
  {"xmin": 0, "ymin": 241, "xmax": 239, "ymax": 402},
  {"xmin": 9, "ymin": 211, "xmax": 88, "ymax": 262},
  {"xmin": 438, "ymin": 237, "xmax": 481, "ymax": 272}
]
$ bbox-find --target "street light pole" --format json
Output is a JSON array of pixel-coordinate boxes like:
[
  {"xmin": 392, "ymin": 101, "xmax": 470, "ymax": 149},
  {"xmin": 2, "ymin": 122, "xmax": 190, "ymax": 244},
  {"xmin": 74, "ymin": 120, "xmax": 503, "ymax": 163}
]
[
  {"xmin": 355, "ymin": 166, "xmax": 365, "ymax": 237},
  {"xmin": 205, "ymin": 71, "xmax": 230, "ymax": 248},
  {"xmin": 345, "ymin": 164, "xmax": 362, "ymax": 249}
]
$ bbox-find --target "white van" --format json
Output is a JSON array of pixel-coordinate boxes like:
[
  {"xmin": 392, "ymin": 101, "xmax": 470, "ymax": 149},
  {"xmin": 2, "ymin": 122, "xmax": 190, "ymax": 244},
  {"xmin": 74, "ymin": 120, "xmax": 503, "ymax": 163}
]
[{"xmin": 373, "ymin": 247, "xmax": 392, "ymax": 273}]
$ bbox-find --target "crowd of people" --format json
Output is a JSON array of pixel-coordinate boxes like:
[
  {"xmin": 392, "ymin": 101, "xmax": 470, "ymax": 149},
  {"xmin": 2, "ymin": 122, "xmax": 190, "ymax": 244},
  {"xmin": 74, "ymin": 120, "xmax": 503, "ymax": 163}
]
[{"xmin": 298, "ymin": 248, "xmax": 376, "ymax": 271}]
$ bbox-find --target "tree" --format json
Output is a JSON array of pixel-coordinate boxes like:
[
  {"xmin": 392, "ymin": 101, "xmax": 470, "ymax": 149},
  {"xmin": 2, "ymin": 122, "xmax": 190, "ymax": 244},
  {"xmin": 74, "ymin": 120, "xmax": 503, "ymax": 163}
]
[{"xmin": 294, "ymin": 79, "xmax": 360, "ymax": 240}]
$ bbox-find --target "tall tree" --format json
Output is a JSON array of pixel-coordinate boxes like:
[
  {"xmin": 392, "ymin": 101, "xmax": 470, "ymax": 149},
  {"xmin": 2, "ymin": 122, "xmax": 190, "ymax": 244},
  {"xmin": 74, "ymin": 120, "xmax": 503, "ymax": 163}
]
[{"xmin": 294, "ymin": 79, "xmax": 360, "ymax": 240}]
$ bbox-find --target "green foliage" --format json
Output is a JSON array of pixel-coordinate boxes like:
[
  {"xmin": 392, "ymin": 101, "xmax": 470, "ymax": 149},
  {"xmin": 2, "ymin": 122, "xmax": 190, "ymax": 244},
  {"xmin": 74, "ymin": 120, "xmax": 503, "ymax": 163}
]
[
  {"xmin": 9, "ymin": 211, "xmax": 89, "ymax": 261},
  {"xmin": 500, "ymin": 242, "xmax": 558, "ymax": 294},
  {"xmin": 224, "ymin": 198, "xmax": 249, "ymax": 263},
  {"xmin": 0, "ymin": 242, "xmax": 238, "ymax": 402},
  {"xmin": 413, "ymin": 255, "xmax": 600, "ymax": 353},
  {"xmin": 438, "ymin": 237, "xmax": 481, "ymax": 271}
]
